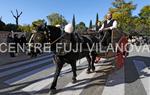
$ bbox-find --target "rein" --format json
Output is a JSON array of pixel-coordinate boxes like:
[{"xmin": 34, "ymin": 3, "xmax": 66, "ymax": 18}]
[
  {"xmin": 49, "ymin": 33, "xmax": 66, "ymax": 46},
  {"xmin": 28, "ymin": 33, "xmax": 35, "ymax": 46},
  {"xmin": 29, "ymin": 32, "xmax": 66, "ymax": 46}
]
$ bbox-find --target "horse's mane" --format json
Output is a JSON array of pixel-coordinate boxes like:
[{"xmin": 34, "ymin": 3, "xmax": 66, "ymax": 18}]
[{"xmin": 47, "ymin": 25, "xmax": 62, "ymax": 42}]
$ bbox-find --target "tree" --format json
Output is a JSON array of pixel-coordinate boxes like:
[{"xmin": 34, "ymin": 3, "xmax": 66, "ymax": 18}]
[
  {"xmin": 0, "ymin": 16, "xmax": 2, "ymax": 21},
  {"xmin": 139, "ymin": 5, "xmax": 150, "ymax": 19},
  {"xmin": 89, "ymin": 20, "xmax": 93, "ymax": 29},
  {"xmin": 31, "ymin": 19, "xmax": 46, "ymax": 31},
  {"xmin": 139, "ymin": 5, "xmax": 150, "ymax": 35},
  {"xmin": 109, "ymin": 0, "xmax": 136, "ymax": 33},
  {"xmin": 132, "ymin": 16, "xmax": 142, "ymax": 32},
  {"xmin": 72, "ymin": 14, "xmax": 76, "ymax": 32},
  {"xmin": 76, "ymin": 22, "xmax": 87, "ymax": 32},
  {"xmin": 95, "ymin": 13, "xmax": 99, "ymax": 30},
  {"xmin": 19, "ymin": 24, "xmax": 32, "ymax": 32},
  {"xmin": 32, "ymin": 19, "xmax": 45, "ymax": 27},
  {"xmin": 47, "ymin": 13, "xmax": 67, "ymax": 26},
  {"xmin": 11, "ymin": 9, "xmax": 23, "ymax": 28},
  {"xmin": 0, "ymin": 17, "xmax": 6, "ymax": 31},
  {"xmin": 5, "ymin": 23, "xmax": 18, "ymax": 31}
]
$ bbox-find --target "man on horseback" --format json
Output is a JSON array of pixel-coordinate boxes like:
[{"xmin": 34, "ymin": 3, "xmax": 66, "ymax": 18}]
[{"xmin": 95, "ymin": 13, "xmax": 117, "ymax": 63}]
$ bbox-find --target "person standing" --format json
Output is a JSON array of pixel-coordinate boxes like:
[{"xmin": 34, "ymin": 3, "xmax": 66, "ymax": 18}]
[
  {"xmin": 14, "ymin": 34, "xmax": 20, "ymax": 55},
  {"xmin": 20, "ymin": 34, "xmax": 27, "ymax": 48},
  {"xmin": 7, "ymin": 33, "xmax": 15, "ymax": 57},
  {"xmin": 96, "ymin": 21, "xmax": 101, "ymax": 31}
]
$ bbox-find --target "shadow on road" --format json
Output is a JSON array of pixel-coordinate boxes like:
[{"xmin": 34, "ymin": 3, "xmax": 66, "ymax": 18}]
[
  {"xmin": 1, "ymin": 56, "xmax": 149, "ymax": 95},
  {"xmin": 104, "ymin": 56, "xmax": 150, "ymax": 87}
]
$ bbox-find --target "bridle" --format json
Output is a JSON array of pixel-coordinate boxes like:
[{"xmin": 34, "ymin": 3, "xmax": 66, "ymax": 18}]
[{"xmin": 28, "ymin": 28, "xmax": 66, "ymax": 47}]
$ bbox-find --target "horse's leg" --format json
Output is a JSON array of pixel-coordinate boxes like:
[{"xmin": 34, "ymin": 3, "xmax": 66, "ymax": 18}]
[
  {"xmin": 86, "ymin": 55, "xmax": 92, "ymax": 73},
  {"xmin": 50, "ymin": 58, "xmax": 64, "ymax": 93},
  {"xmin": 70, "ymin": 61, "xmax": 77, "ymax": 83},
  {"xmin": 91, "ymin": 53, "xmax": 96, "ymax": 72}
]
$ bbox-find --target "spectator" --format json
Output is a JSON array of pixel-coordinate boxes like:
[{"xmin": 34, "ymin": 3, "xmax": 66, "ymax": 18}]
[
  {"xmin": 96, "ymin": 21, "xmax": 101, "ymax": 31},
  {"xmin": 7, "ymin": 33, "xmax": 15, "ymax": 57},
  {"xmin": 14, "ymin": 34, "xmax": 20, "ymax": 54},
  {"xmin": 20, "ymin": 34, "xmax": 27, "ymax": 48}
]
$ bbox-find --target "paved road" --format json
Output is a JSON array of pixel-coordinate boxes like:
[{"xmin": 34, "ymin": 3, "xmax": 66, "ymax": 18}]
[{"xmin": 0, "ymin": 49, "xmax": 149, "ymax": 95}]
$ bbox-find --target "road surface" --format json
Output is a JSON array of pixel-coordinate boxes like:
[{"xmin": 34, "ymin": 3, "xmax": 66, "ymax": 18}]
[{"xmin": 0, "ymin": 48, "xmax": 149, "ymax": 95}]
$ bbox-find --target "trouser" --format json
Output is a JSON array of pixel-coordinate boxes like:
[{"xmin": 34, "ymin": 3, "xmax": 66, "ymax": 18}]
[{"xmin": 100, "ymin": 30, "xmax": 112, "ymax": 46}]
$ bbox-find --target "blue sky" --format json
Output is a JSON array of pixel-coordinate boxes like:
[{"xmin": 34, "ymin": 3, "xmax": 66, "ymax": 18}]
[{"xmin": 0, "ymin": 0, "xmax": 149, "ymax": 26}]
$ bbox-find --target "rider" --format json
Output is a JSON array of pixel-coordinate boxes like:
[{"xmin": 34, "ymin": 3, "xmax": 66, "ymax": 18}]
[{"xmin": 95, "ymin": 13, "xmax": 117, "ymax": 63}]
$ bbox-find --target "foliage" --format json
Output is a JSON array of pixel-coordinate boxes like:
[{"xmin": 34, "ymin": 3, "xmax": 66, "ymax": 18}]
[
  {"xmin": 0, "ymin": 1, "xmax": 149, "ymax": 36},
  {"xmin": 72, "ymin": 14, "xmax": 76, "ymax": 32},
  {"xmin": 47, "ymin": 13, "xmax": 68, "ymax": 26},
  {"xmin": 5, "ymin": 23, "xmax": 18, "ymax": 31},
  {"xmin": 76, "ymin": 22, "xmax": 87, "ymax": 32},
  {"xmin": 139, "ymin": 5, "xmax": 150, "ymax": 19},
  {"xmin": 32, "ymin": 19, "xmax": 45, "ymax": 26},
  {"xmin": 109, "ymin": 0, "xmax": 136, "ymax": 33},
  {"xmin": 109, "ymin": 1, "xmax": 150, "ymax": 36},
  {"xmin": 95, "ymin": 13, "xmax": 99, "ymax": 31},
  {"xmin": 32, "ymin": 19, "xmax": 45, "ymax": 30},
  {"xmin": 18, "ymin": 24, "xmax": 33, "ymax": 32},
  {"xmin": 89, "ymin": 20, "xmax": 92, "ymax": 29},
  {"xmin": 139, "ymin": 5, "xmax": 150, "ymax": 35},
  {"xmin": 0, "ymin": 20, "xmax": 6, "ymax": 31}
]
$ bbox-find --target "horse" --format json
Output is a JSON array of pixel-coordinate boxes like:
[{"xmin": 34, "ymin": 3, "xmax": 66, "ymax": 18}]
[
  {"xmin": 29, "ymin": 23, "xmax": 125, "ymax": 94},
  {"xmin": 28, "ymin": 23, "xmax": 101, "ymax": 93}
]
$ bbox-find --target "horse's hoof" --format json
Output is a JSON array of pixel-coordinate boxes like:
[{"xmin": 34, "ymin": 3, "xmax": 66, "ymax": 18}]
[
  {"xmin": 92, "ymin": 70, "xmax": 95, "ymax": 72},
  {"xmin": 91, "ymin": 66, "xmax": 95, "ymax": 72},
  {"xmin": 86, "ymin": 70, "xmax": 91, "ymax": 74},
  {"xmin": 92, "ymin": 68, "xmax": 95, "ymax": 72},
  {"xmin": 49, "ymin": 89, "xmax": 57, "ymax": 95},
  {"xmin": 72, "ymin": 79, "xmax": 77, "ymax": 83}
]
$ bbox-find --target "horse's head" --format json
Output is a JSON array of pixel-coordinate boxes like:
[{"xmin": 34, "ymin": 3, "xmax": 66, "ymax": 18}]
[
  {"xmin": 28, "ymin": 23, "xmax": 74, "ymax": 52},
  {"xmin": 29, "ymin": 24, "xmax": 60, "ymax": 43},
  {"xmin": 32, "ymin": 23, "xmax": 73, "ymax": 43}
]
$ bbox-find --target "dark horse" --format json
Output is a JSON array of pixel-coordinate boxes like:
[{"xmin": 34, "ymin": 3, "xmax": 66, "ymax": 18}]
[
  {"xmin": 29, "ymin": 24, "xmax": 100, "ymax": 94},
  {"xmin": 30, "ymin": 24, "xmax": 124, "ymax": 94}
]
